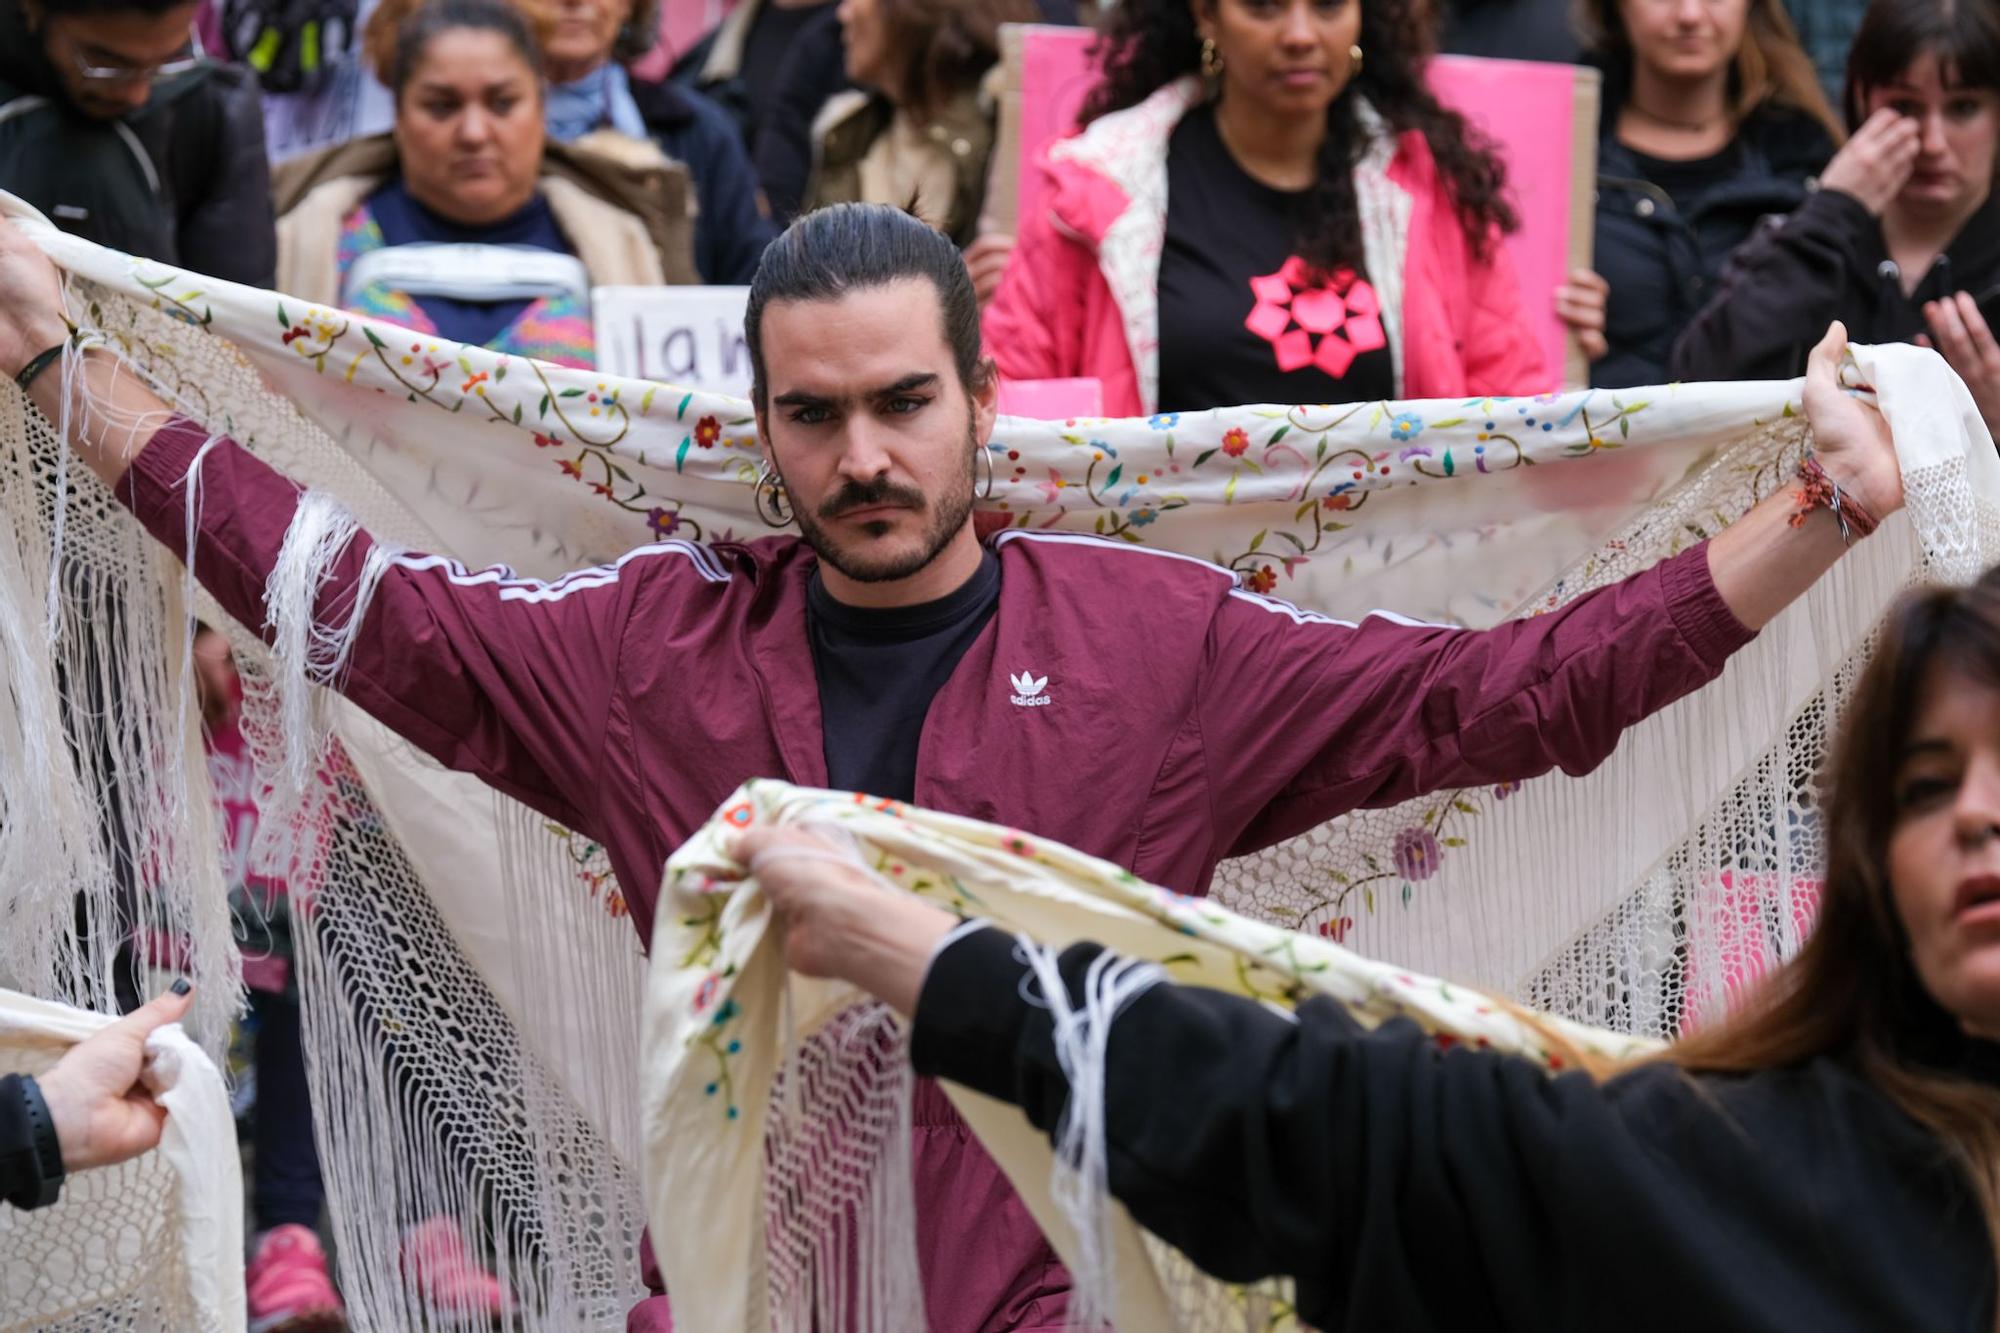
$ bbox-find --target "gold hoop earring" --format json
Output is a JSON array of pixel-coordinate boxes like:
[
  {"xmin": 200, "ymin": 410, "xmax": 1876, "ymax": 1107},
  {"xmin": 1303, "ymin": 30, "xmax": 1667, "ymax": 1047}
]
[
  {"xmin": 1349, "ymin": 43, "xmax": 1363, "ymax": 76},
  {"xmin": 975, "ymin": 443, "xmax": 995, "ymax": 500},
  {"xmin": 754, "ymin": 462, "xmax": 793, "ymax": 528},
  {"xmin": 1200, "ymin": 37, "xmax": 1224, "ymax": 80}
]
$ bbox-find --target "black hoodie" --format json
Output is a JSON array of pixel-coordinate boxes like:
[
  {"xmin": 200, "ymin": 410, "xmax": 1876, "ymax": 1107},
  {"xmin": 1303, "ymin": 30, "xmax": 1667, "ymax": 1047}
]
[
  {"xmin": 1670, "ymin": 183, "xmax": 2000, "ymax": 382},
  {"xmin": 0, "ymin": 6, "xmax": 275, "ymax": 286}
]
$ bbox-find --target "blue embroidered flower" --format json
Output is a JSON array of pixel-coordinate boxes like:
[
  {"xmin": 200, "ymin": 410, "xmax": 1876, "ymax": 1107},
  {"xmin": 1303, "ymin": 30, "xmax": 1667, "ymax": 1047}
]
[
  {"xmin": 1129, "ymin": 506, "xmax": 1159, "ymax": 527},
  {"xmin": 1147, "ymin": 413, "xmax": 1180, "ymax": 430},
  {"xmin": 1389, "ymin": 412, "xmax": 1425, "ymax": 442}
]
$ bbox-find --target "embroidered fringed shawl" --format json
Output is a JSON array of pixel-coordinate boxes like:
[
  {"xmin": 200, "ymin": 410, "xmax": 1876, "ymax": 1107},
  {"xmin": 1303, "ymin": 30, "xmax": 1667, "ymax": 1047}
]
[{"xmin": 2, "ymin": 188, "xmax": 1998, "ymax": 1329}]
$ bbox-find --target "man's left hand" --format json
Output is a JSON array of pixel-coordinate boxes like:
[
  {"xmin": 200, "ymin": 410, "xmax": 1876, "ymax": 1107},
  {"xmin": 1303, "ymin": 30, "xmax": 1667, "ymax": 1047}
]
[{"xmin": 1802, "ymin": 321, "xmax": 1903, "ymax": 521}]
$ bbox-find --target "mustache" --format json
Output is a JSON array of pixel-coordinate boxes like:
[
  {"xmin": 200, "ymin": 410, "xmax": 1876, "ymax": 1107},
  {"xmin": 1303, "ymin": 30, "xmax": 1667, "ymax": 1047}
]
[{"xmin": 818, "ymin": 477, "xmax": 926, "ymax": 521}]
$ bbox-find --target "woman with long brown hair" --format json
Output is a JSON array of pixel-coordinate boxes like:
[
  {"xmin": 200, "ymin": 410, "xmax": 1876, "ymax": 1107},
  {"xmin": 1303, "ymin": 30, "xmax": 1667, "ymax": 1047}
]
[
  {"xmin": 799, "ymin": 0, "xmax": 1036, "ymax": 246},
  {"xmin": 733, "ymin": 331, "xmax": 2000, "ymax": 1329},
  {"xmin": 1554, "ymin": 0, "xmax": 1842, "ymax": 387}
]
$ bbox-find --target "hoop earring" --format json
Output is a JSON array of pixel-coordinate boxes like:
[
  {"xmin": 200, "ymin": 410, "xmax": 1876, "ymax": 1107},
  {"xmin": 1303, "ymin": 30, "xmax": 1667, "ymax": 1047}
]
[
  {"xmin": 1200, "ymin": 37, "xmax": 1224, "ymax": 80},
  {"xmin": 754, "ymin": 462, "xmax": 793, "ymax": 528},
  {"xmin": 975, "ymin": 444, "xmax": 995, "ymax": 500},
  {"xmin": 1348, "ymin": 43, "xmax": 1363, "ymax": 76}
]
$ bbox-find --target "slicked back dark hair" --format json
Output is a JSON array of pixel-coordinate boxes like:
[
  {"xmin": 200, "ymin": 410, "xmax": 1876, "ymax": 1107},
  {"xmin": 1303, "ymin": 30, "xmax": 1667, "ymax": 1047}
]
[
  {"xmin": 1845, "ymin": 0, "xmax": 2000, "ymax": 129},
  {"xmin": 744, "ymin": 203, "xmax": 985, "ymax": 411}
]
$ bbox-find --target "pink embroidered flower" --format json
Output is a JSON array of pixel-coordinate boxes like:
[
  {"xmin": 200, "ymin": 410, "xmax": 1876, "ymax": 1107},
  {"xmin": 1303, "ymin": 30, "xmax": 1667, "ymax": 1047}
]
[
  {"xmin": 1221, "ymin": 427, "xmax": 1250, "ymax": 458},
  {"xmin": 1394, "ymin": 827, "xmax": 1442, "ymax": 881},
  {"xmin": 694, "ymin": 415, "xmax": 722, "ymax": 448},
  {"xmin": 1037, "ymin": 470, "xmax": 1068, "ymax": 504},
  {"xmin": 1004, "ymin": 834, "xmax": 1034, "ymax": 857}
]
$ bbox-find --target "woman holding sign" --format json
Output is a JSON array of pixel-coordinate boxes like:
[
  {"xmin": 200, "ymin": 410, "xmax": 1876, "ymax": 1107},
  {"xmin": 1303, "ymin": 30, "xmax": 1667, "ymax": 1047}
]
[
  {"xmin": 1553, "ymin": 0, "xmax": 1839, "ymax": 389},
  {"xmin": 981, "ymin": 0, "xmax": 1550, "ymax": 416}
]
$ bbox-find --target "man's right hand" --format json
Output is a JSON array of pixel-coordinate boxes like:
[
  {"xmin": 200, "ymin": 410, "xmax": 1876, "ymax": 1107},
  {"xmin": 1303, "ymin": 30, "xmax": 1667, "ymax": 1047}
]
[
  {"xmin": 1819, "ymin": 108, "xmax": 1922, "ymax": 216},
  {"xmin": 0, "ymin": 218, "xmax": 70, "ymax": 381}
]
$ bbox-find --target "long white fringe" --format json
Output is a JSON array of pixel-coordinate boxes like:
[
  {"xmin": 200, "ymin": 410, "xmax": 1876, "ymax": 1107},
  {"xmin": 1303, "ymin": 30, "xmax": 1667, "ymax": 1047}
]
[{"xmin": 1014, "ymin": 934, "xmax": 1164, "ymax": 1332}]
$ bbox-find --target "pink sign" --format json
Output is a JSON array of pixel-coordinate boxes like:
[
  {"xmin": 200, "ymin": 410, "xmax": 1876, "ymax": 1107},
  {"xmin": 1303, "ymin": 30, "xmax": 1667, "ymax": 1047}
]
[
  {"xmin": 1009, "ymin": 27, "xmax": 1592, "ymax": 385},
  {"xmin": 996, "ymin": 377, "xmax": 1104, "ymax": 418}
]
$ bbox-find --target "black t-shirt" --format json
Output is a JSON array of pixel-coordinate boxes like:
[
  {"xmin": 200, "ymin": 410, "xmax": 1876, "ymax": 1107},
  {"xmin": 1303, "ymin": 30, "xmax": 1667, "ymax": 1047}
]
[
  {"xmin": 739, "ymin": 0, "xmax": 834, "ymax": 140},
  {"xmin": 806, "ymin": 551, "xmax": 1001, "ymax": 801},
  {"xmin": 1157, "ymin": 104, "xmax": 1396, "ymax": 412},
  {"xmin": 1626, "ymin": 141, "xmax": 1744, "ymax": 216}
]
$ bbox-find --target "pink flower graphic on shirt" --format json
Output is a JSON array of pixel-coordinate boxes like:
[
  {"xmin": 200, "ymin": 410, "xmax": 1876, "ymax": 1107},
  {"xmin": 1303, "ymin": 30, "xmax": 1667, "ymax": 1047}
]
[{"xmin": 1244, "ymin": 258, "xmax": 1386, "ymax": 378}]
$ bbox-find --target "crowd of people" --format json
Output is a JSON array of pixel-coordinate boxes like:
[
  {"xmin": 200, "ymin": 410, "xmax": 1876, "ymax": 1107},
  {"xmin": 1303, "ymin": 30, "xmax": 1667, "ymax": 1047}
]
[{"xmin": 1, "ymin": 0, "xmax": 1998, "ymax": 1328}]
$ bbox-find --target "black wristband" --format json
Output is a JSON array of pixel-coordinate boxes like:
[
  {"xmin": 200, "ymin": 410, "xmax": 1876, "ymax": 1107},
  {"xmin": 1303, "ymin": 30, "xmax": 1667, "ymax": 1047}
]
[
  {"xmin": 14, "ymin": 343, "xmax": 65, "ymax": 394},
  {"xmin": 15, "ymin": 1076, "xmax": 65, "ymax": 1209}
]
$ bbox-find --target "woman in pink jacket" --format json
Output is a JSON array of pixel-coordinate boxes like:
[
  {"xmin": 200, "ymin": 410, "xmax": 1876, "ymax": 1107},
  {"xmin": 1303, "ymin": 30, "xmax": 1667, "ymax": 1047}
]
[{"xmin": 982, "ymin": 0, "xmax": 1553, "ymax": 416}]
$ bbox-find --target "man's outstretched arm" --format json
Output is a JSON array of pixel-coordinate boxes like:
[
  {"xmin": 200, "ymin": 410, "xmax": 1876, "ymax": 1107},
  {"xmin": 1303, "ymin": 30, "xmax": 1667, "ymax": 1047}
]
[
  {"xmin": 1205, "ymin": 323, "xmax": 1906, "ymax": 854},
  {"xmin": 0, "ymin": 221, "xmax": 642, "ymax": 833}
]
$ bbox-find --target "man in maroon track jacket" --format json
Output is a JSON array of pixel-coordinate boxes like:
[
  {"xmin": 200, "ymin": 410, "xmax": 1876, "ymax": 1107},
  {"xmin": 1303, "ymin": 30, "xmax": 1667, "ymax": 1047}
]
[{"xmin": 0, "ymin": 203, "xmax": 1905, "ymax": 1331}]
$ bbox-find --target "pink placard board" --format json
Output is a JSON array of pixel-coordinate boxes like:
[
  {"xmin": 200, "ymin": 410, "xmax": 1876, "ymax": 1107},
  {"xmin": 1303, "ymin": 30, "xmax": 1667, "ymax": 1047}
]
[
  {"xmin": 996, "ymin": 376, "xmax": 1104, "ymax": 418},
  {"xmin": 1002, "ymin": 26, "xmax": 1599, "ymax": 386}
]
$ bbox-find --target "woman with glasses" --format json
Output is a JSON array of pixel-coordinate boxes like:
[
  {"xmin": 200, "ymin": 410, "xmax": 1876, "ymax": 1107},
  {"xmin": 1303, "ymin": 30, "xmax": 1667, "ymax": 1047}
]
[{"xmin": 0, "ymin": 0, "xmax": 275, "ymax": 285}]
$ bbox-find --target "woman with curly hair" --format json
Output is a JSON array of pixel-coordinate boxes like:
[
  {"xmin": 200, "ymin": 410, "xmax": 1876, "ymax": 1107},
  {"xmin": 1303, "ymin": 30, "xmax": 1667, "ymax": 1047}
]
[{"xmin": 981, "ymin": 0, "xmax": 1551, "ymax": 416}]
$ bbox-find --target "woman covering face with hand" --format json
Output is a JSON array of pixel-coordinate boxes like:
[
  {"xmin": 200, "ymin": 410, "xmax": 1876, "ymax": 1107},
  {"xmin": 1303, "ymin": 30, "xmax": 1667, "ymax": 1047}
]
[{"xmin": 1673, "ymin": 0, "xmax": 2000, "ymax": 444}]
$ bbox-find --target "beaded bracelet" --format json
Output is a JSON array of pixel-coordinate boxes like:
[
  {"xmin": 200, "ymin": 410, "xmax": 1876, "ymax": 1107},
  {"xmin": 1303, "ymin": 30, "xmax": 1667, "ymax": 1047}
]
[{"xmin": 1788, "ymin": 452, "xmax": 1880, "ymax": 546}]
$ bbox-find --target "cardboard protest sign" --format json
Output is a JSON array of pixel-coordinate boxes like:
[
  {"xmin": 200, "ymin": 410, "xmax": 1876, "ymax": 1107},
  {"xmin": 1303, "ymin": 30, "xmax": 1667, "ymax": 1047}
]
[{"xmin": 593, "ymin": 286, "xmax": 754, "ymax": 394}]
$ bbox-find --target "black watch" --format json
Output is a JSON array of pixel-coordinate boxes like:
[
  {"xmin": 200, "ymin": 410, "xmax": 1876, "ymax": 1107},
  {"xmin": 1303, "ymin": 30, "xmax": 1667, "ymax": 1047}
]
[{"xmin": 14, "ymin": 1075, "xmax": 66, "ymax": 1209}]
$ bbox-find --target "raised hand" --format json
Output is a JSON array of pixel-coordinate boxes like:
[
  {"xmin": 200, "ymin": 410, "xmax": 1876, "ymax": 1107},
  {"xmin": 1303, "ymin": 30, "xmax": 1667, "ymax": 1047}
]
[
  {"xmin": 1801, "ymin": 321, "xmax": 1903, "ymax": 521},
  {"xmin": 0, "ymin": 217, "xmax": 70, "ymax": 382},
  {"xmin": 36, "ymin": 983, "xmax": 196, "ymax": 1173},
  {"xmin": 1819, "ymin": 108, "xmax": 1922, "ymax": 216}
]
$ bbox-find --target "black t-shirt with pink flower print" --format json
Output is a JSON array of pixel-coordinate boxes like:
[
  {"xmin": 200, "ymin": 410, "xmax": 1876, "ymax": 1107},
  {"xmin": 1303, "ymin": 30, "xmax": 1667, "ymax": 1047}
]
[{"xmin": 1156, "ymin": 104, "xmax": 1396, "ymax": 414}]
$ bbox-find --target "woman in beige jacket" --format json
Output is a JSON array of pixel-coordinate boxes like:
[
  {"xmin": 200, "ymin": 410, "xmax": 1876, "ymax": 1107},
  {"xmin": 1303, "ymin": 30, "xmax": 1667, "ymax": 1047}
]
[{"xmin": 273, "ymin": 0, "xmax": 697, "ymax": 367}]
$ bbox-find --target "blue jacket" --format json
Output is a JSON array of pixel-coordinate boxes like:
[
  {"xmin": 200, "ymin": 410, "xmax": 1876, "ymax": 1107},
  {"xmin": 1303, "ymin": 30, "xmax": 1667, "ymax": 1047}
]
[
  {"xmin": 628, "ymin": 75, "xmax": 776, "ymax": 284},
  {"xmin": 1592, "ymin": 101, "xmax": 1832, "ymax": 388}
]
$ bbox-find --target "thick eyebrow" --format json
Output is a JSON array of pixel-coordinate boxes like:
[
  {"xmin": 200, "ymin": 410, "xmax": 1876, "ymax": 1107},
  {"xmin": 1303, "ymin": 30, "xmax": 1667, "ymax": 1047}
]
[
  {"xmin": 411, "ymin": 77, "xmax": 526, "ymax": 97},
  {"xmin": 771, "ymin": 372, "xmax": 941, "ymax": 411}
]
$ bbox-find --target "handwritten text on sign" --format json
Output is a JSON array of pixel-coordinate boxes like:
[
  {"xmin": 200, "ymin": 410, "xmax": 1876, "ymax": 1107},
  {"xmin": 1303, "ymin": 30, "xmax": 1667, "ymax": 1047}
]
[{"xmin": 593, "ymin": 286, "xmax": 753, "ymax": 394}]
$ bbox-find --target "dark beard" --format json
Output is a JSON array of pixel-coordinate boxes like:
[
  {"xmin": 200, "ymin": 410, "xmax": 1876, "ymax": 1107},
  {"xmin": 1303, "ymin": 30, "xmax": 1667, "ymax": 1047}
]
[{"xmin": 787, "ymin": 421, "xmax": 979, "ymax": 585}]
